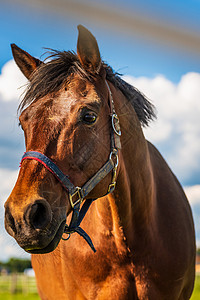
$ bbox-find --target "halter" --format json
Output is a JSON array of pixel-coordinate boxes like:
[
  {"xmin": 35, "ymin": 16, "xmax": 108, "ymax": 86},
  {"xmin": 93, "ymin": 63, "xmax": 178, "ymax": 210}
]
[{"xmin": 20, "ymin": 81, "xmax": 121, "ymax": 252}]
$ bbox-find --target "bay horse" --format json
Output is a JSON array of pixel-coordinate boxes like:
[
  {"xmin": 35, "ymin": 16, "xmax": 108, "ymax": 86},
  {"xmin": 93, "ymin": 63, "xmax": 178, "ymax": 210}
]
[{"xmin": 5, "ymin": 25, "xmax": 195, "ymax": 299}]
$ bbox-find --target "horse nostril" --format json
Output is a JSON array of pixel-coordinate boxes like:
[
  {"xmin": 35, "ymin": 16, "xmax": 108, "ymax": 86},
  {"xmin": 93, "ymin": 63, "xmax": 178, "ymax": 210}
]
[
  {"xmin": 5, "ymin": 207, "xmax": 17, "ymax": 235},
  {"xmin": 25, "ymin": 200, "xmax": 52, "ymax": 230}
]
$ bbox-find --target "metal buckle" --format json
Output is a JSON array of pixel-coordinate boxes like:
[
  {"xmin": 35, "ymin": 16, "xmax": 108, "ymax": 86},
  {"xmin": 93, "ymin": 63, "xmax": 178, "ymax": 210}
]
[
  {"xmin": 109, "ymin": 150, "xmax": 119, "ymax": 168},
  {"xmin": 108, "ymin": 182, "xmax": 116, "ymax": 194},
  {"xmin": 112, "ymin": 114, "xmax": 121, "ymax": 136},
  {"xmin": 108, "ymin": 151, "xmax": 119, "ymax": 194},
  {"xmin": 69, "ymin": 187, "xmax": 83, "ymax": 208}
]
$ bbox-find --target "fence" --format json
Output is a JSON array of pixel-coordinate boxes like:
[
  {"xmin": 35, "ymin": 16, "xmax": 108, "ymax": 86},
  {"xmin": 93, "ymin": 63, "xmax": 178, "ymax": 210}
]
[{"xmin": 0, "ymin": 273, "xmax": 38, "ymax": 295}]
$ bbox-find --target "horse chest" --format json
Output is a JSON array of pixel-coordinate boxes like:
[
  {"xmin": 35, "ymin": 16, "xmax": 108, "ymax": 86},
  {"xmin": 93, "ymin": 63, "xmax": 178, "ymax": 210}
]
[
  {"xmin": 33, "ymin": 240, "xmax": 138, "ymax": 300},
  {"xmin": 32, "ymin": 242, "xmax": 189, "ymax": 300}
]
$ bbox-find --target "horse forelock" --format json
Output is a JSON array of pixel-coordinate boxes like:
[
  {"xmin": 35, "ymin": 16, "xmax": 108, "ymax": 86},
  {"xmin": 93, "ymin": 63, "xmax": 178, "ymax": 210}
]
[{"xmin": 19, "ymin": 50, "xmax": 156, "ymax": 127}]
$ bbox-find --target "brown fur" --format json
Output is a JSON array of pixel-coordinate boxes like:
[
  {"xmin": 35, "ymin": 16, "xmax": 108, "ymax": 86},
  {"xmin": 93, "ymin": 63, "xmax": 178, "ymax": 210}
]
[{"xmin": 5, "ymin": 25, "xmax": 195, "ymax": 299}]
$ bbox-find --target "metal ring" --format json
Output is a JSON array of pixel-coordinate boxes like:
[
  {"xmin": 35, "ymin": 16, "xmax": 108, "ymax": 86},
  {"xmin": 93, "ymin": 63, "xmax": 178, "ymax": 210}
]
[
  {"xmin": 109, "ymin": 151, "xmax": 119, "ymax": 168},
  {"xmin": 62, "ymin": 233, "xmax": 71, "ymax": 241},
  {"xmin": 112, "ymin": 114, "xmax": 121, "ymax": 136}
]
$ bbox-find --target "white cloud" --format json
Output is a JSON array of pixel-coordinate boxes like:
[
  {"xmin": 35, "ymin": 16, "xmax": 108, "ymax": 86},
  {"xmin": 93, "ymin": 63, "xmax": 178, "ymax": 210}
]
[
  {"xmin": 0, "ymin": 61, "xmax": 31, "ymax": 260},
  {"xmin": 184, "ymin": 185, "xmax": 200, "ymax": 206},
  {"xmin": 0, "ymin": 169, "xmax": 19, "ymax": 204},
  {"xmin": 0, "ymin": 60, "xmax": 25, "ymax": 170},
  {"xmin": 0, "ymin": 168, "xmax": 30, "ymax": 261},
  {"xmin": 0, "ymin": 60, "xmax": 27, "ymax": 102},
  {"xmin": 123, "ymin": 73, "xmax": 200, "ymax": 183},
  {"xmin": 0, "ymin": 169, "xmax": 30, "ymax": 260},
  {"xmin": 184, "ymin": 185, "xmax": 200, "ymax": 248}
]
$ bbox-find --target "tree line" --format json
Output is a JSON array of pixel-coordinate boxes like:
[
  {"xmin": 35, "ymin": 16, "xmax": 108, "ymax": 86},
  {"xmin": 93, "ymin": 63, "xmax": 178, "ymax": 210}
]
[{"xmin": 0, "ymin": 258, "xmax": 32, "ymax": 273}]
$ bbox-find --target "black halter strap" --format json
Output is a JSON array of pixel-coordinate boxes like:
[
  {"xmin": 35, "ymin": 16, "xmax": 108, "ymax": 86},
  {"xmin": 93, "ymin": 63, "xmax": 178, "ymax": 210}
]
[
  {"xmin": 21, "ymin": 150, "xmax": 116, "ymax": 252},
  {"xmin": 20, "ymin": 80, "xmax": 121, "ymax": 252},
  {"xmin": 21, "ymin": 151, "xmax": 115, "ymax": 207}
]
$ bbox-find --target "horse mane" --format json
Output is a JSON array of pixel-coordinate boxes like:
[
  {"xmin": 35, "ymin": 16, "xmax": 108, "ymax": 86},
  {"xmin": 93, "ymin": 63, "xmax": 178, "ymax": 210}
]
[
  {"xmin": 19, "ymin": 50, "xmax": 156, "ymax": 126},
  {"xmin": 104, "ymin": 65, "xmax": 156, "ymax": 126}
]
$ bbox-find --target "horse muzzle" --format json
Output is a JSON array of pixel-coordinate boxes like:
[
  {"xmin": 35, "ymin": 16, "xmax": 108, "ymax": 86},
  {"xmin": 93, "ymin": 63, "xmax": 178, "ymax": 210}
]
[{"xmin": 4, "ymin": 198, "xmax": 66, "ymax": 254}]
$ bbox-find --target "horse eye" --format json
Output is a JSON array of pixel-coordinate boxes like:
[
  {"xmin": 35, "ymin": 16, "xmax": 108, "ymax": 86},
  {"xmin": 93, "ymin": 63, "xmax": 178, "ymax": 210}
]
[{"xmin": 82, "ymin": 112, "xmax": 97, "ymax": 124}]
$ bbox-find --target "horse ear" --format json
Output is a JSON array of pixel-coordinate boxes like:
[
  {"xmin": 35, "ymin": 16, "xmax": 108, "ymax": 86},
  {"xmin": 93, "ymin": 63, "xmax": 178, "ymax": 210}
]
[
  {"xmin": 11, "ymin": 44, "xmax": 42, "ymax": 80},
  {"xmin": 77, "ymin": 25, "xmax": 101, "ymax": 73}
]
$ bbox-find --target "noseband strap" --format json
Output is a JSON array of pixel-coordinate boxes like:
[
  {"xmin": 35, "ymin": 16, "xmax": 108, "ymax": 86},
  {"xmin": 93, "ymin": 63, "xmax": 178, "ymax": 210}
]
[
  {"xmin": 20, "ymin": 80, "xmax": 121, "ymax": 252},
  {"xmin": 21, "ymin": 151, "xmax": 115, "ymax": 207}
]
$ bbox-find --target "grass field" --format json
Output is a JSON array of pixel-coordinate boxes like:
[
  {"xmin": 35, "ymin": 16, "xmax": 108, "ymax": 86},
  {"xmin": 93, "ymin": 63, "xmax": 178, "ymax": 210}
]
[
  {"xmin": 0, "ymin": 293, "xmax": 40, "ymax": 300},
  {"xmin": 0, "ymin": 274, "xmax": 199, "ymax": 299},
  {"xmin": 191, "ymin": 275, "xmax": 200, "ymax": 300},
  {"xmin": 0, "ymin": 273, "xmax": 39, "ymax": 300}
]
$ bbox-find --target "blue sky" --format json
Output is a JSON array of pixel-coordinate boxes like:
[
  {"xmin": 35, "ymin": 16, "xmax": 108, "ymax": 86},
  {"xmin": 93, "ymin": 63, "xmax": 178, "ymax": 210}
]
[
  {"xmin": 109, "ymin": 0, "xmax": 200, "ymax": 31},
  {"xmin": 0, "ymin": 0, "xmax": 199, "ymax": 179},
  {"xmin": 0, "ymin": 0, "xmax": 199, "ymax": 260},
  {"xmin": 0, "ymin": 0, "xmax": 200, "ymax": 83}
]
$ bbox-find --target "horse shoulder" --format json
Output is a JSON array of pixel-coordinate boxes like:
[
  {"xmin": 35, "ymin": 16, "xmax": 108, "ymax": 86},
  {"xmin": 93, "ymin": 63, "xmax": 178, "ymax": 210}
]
[{"xmin": 145, "ymin": 141, "xmax": 195, "ymax": 295}]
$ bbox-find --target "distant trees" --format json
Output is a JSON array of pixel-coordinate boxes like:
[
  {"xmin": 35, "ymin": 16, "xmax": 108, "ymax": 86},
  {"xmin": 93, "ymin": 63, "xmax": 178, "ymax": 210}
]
[{"xmin": 0, "ymin": 258, "xmax": 32, "ymax": 273}]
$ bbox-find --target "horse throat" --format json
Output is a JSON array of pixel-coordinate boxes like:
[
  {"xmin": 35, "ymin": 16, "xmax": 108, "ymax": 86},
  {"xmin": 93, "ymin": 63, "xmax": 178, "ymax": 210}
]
[
  {"xmin": 101, "ymin": 86, "xmax": 156, "ymax": 248},
  {"xmin": 65, "ymin": 83, "xmax": 156, "ymax": 254}
]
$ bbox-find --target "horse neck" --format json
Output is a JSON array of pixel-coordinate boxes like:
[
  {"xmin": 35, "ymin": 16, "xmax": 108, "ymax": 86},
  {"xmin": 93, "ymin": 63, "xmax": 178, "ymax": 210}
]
[{"xmin": 95, "ymin": 83, "xmax": 156, "ymax": 248}]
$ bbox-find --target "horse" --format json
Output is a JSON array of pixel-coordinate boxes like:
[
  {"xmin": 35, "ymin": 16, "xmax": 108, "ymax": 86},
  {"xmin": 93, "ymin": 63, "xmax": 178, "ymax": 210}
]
[{"xmin": 4, "ymin": 25, "xmax": 195, "ymax": 299}]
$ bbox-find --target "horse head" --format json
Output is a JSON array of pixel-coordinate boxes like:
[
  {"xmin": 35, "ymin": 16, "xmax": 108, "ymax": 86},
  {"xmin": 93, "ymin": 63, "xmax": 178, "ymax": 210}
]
[{"xmin": 4, "ymin": 26, "xmax": 116, "ymax": 254}]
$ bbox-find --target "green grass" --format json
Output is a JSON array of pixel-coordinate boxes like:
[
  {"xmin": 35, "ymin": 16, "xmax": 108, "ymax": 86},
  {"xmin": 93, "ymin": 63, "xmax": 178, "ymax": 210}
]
[
  {"xmin": 191, "ymin": 275, "xmax": 200, "ymax": 300},
  {"xmin": 0, "ymin": 293, "xmax": 40, "ymax": 300},
  {"xmin": 0, "ymin": 274, "xmax": 40, "ymax": 300}
]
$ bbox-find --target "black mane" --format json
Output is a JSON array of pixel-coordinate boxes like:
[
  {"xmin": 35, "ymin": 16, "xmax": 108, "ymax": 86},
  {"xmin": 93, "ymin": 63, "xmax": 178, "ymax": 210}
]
[{"xmin": 20, "ymin": 50, "xmax": 156, "ymax": 126}]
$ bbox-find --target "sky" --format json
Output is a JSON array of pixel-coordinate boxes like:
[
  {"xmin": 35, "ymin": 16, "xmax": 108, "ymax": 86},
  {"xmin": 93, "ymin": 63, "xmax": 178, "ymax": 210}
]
[{"xmin": 0, "ymin": 0, "xmax": 199, "ymax": 261}]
